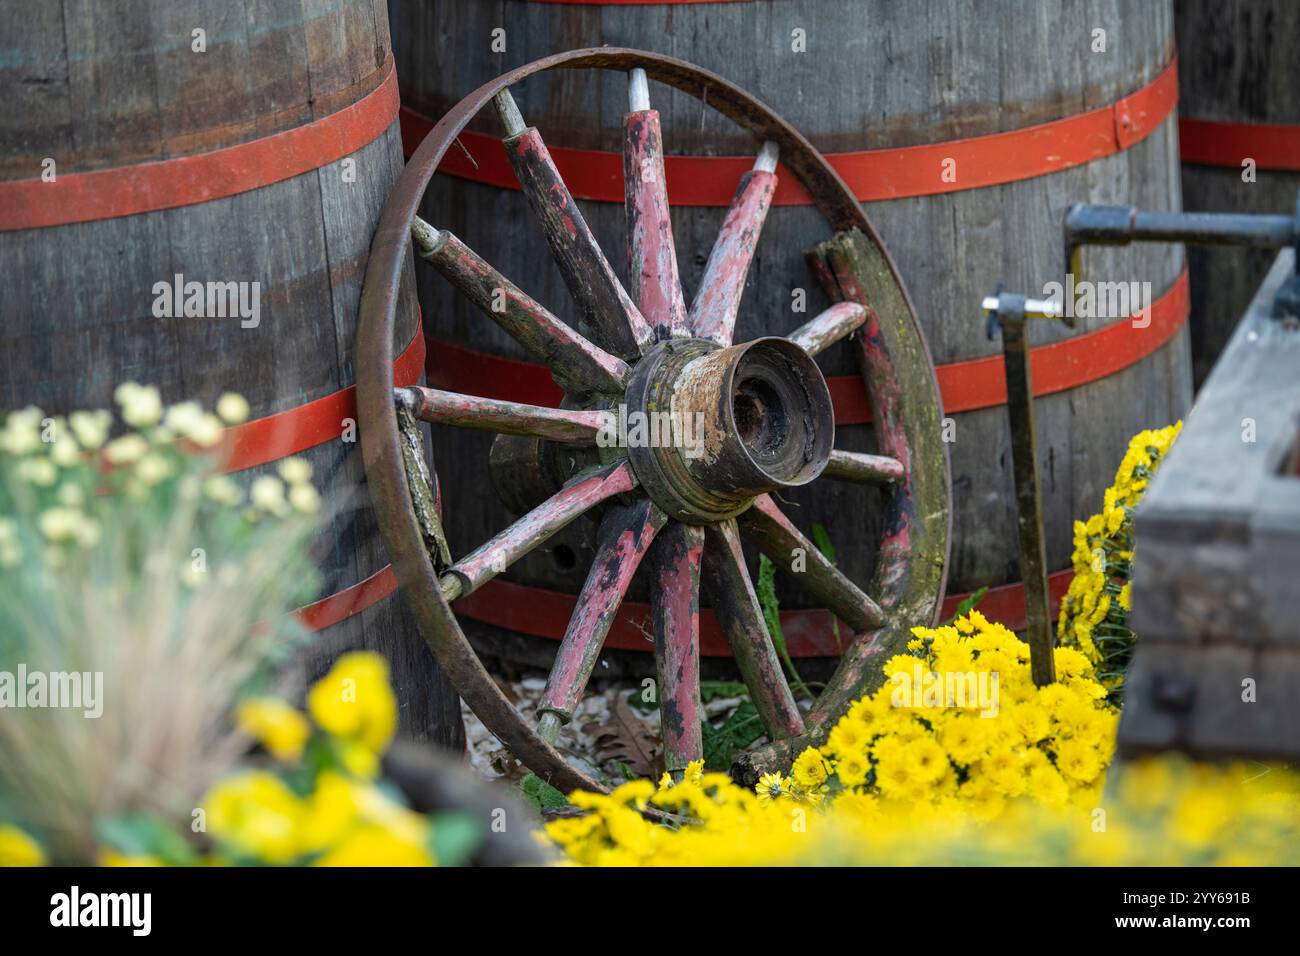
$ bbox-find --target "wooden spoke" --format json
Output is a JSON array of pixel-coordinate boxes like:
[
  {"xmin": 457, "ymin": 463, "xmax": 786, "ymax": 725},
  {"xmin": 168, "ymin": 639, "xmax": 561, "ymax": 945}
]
[
  {"xmin": 399, "ymin": 385, "xmax": 607, "ymax": 444},
  {"xmin": 689, "ymin": 142, "xmax": 779, "ymax": 346},
  {"xmin": 647, "ymin": 521, "xmax": 705, "ymax": 771},
  {"xmin": 701, "ymin": 519, "xmax": 804, "ymax": 740},
  {"xmin": 738, "ymin": 494, "xmax": 887, "ymax": 632},
  {"xmin": 494, "ymin": 89, "xmax": 655, "ymax": 359},
  {"xmin": 788, "ymin": 302, "xmax": 868, "ymax": 357},
  {"xmin": 411, "ymin": 219, "xmax": 629, "ymax": 395},
  {"xmin": 439, "ymin": 460, "xmax": 637, "ymax": 603},
  {"xmin": 537, "ymin": 497, "xmax": 668, "ymax": 736},
  {"xmin": 822, "ymin": 449, "xmax": 906, "ymax": 486},
  {"xmin": 624, "ymin": 69, "xmax": 687, "ymax": 340}
]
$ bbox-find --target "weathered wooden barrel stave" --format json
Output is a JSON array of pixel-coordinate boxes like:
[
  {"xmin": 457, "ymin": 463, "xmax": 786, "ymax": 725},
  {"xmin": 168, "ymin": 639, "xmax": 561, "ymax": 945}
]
[
  {"xmin": 390, "ymin": 0, "xmax": 1191, "ymax": 665},
  {"xmin": 1175, "ymin": 0, "xmax": 1300, "ymax": 387},
  {"xmin": 0, "ymin": 0, "xmax": 462, "ymax": 746}
]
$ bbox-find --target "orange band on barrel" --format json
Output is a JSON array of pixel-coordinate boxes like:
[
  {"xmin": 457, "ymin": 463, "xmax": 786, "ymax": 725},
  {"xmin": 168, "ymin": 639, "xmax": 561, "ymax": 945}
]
[
  {"xmin": 0, "ymin": 58, "xmax": 400, "ymax": 231},
  {"xmin": 220, "ymin": 327, "xmax": 425, "ymax": 473},
  {"xmin": 425, "ymin": 268, "xmax": 1189, "ymax": 423},
  {"xmin": 275, "ymin": 328, "xmax": 422, "ymax": 631},
  {"xmin": 297, "ymin": 566, "xmax": 398, "ymax": 633},
  {"xmin": 1178, "ymin": 117, "xmax": 1300, "ymax": 172},
  {"xmin": 400, "ymin": 57, "xmax": 1178, "ymax": 205}
]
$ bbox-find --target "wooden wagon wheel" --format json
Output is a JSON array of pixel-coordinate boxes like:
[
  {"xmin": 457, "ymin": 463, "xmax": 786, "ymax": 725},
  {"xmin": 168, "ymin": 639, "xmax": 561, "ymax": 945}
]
[{"xmin": 357, "ymin": 49, "xmax": 951, "ymax": 793}]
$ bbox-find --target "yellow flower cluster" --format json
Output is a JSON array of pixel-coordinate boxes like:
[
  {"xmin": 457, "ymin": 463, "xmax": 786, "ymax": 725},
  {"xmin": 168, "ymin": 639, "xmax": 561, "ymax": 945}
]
[
  {"xmin": 204, "ymin": 652, "xmax": 422, "ymax": 865},
  {"xmin": 1057, "ymin": 423, "xmax": 1181, "ymax": 692},
  {"xmin": 805, "ymin": 611, "xmax": 1117, "ymax": 817},
  {"xmin": 548, "ymin": 611, "xmax": 1127, "ymax": 863},
  {"xmin": 545, "ymin": 755, "xmax": 1300, "ymax": 866},
  {"xmin": 206, "ymin": 768, "xmax": 434, "ymax": 867},
  {"xmin": 548, "ymin": 762, "xmax": 823, "ymax": 867}
]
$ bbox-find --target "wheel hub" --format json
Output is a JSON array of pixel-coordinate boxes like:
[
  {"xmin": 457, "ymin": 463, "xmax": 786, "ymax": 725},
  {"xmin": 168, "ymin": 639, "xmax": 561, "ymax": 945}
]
[{"xmin": 623, "ymin": 336, "xmax": 835, "ymax": 523}]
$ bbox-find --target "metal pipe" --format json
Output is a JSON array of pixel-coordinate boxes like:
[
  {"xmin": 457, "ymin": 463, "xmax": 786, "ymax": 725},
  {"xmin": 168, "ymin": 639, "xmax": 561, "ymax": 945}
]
[{"xmin": 983, "ymin": 291, "xmax": 1057, "ymax": 687}]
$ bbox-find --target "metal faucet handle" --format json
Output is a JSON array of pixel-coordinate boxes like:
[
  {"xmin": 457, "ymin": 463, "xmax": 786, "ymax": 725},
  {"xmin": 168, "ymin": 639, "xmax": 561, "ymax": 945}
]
[{"xmin": 982, "ymin": 289, "xmax": 1067, "ymax": 340}]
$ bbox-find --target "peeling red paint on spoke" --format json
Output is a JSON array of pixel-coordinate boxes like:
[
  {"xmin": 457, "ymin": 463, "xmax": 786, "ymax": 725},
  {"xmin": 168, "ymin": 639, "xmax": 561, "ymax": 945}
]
[
  {"xmin": 788, "ymin": 302, "xmax": 868, "ymax": 357},
  {"xmin": 624, "ymin": 109, "xmax": 688, "ymax": 340},
  {"xmin": 740, "ymin": 494, "xmax": 887, "ymax": 632},
  {"xmin": 831, "ymin": 250, "xmax": 915, "ymax": 602},
  {"xmin": 404, "ymin": 385, "xmax": 606, "ymax": 443},
  {"xmin": 822, "ymin": 448, "xmax": 906, "ymax": 485},
  {"xmin": 415, "ymin": 228, "xmax": 629, "ymax": 395},
  {"xmin": 442, "ymin": 460, "xmax": 637, "ymax": 602},
  {"xmin": 505, "ymin": 127, "xmax": 655, "ymax": 357},
  {"xmin": 648, "ymin": 521, "xmax": 705, "ymax": 770},
  {"xmin": 540, "ymin": 497, "xmax": 668, "ymax": 722},
  {"xmin": 689, "ymin": 169, "xmax": 777, "ymax": 345},
  {"xmin": 701, "ymin": 519, "xmax": 804, "ymax": 739}
]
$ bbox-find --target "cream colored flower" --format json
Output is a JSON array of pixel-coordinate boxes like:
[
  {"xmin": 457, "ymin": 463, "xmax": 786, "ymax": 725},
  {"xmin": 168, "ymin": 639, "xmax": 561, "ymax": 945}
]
[
  {"xmin": 216, "ymin": 392, "xmax": 250, "ymax": 425},
  {"xmin": 203, "ymin": 474, "xmax": 242, "ymax": 507},
  {"xmin": 115, "ymin": 383, "xmax": 163, "ymax": 428},
  {"xmin": 68, "ymin": 410, "xmax": 112, "ymax": 449},
  {"xmin": 37, "ymin": 507, "xmax": 81, "ymax": 543},
  {"xmin": 104, "ymin": 433, "xmax": 149, "ymax": 465},
  {"xmin": 187, "ymin": 413, "xmax": 224, "ymax": 448},
  {"xmin": 164, "ymin": 403, "xmax": 223, "ymax": 447},
  {"xmin": 1, "ymin": 407, "xmax": 44, "ymax": 455},
  {"xmin": 16, "ymin": 457, "xmax": 57, "ymax": 487},
  {"xmin": 163, "ymin": 401, "xmax": 205, "ymax": 435},
  {"xmin": 250, "ymin": 475, "xmax": 286, "ymax": 513},
  {"xmin": 50, "ymin": 434, "xmax": 81, "ymax": 467},
  {"xmin": 135, "ymin": 453, "xmax": 172, "ymax": 486},
  {"xmin": 289, "ymin": 482, "xmax": 321, "ymax": 514},
  {"xmin": 278, "ymin": 457, "xmax": 312, "ymax": 484}
]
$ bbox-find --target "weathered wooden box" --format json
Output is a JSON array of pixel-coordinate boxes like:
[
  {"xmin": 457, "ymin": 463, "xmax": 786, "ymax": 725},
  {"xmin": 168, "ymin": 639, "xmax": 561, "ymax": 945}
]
[{"xmin": 1122, "ymin": 249, "xmax": 1300, "ymax": 760}]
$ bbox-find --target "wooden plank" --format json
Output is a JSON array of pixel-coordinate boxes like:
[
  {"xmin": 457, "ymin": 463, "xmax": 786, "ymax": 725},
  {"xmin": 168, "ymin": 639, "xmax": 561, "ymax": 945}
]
[{"xmin": 1132, "ymin": 250, "xmax": 1300, "ymax": 647}]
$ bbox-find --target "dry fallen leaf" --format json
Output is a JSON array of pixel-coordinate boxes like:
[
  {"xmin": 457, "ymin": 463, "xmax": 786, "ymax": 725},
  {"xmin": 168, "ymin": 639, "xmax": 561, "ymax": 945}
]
[{"xmin": 591, "ymin": 695, "xmax": 660, "ymax": 779}]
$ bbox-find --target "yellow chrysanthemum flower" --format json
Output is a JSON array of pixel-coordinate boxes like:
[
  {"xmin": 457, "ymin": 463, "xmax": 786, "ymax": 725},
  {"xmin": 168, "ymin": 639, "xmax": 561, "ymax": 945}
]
[
  {"xmin": 307, "ymin": 651, "xmax": 398, "ymax": 754},
  {"xmin": 235, "ymin": 697, "xmax": 311, "ymax": 762},
  {"xmin": 0, "ymin": 825, "xmax": 45, "ymax": 867},
  {"xmin": 204, "ymin": 771, "xmax": 305, "ymax": 865},
  {"xmin": 791, "ymin": 748, "xmax": 831, "ymax": 789}
]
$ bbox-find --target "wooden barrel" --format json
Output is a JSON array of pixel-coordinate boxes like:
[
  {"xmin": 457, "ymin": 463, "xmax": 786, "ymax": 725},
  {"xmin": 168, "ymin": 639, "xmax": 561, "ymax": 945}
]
[
  {"xmin": 1176, "ymin": 0, "xmax": 1300, "ymax": 387},
  {"xmin": 390, "ymin": 0, "xmax": 1191, "ymax": 661},
  {"xmin": 0, "ymin": 0, "xmax": 462, "ymax": 747}
]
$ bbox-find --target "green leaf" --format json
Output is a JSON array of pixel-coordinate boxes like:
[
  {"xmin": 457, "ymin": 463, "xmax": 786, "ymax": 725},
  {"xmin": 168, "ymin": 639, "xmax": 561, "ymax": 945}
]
[
  {"xmin": 428, "ymin": 813, "xmax": 481, "ymax": 868},
  {"xmin": 757, "ymin": 554, "xmax": 811, "ymax": 700},
  {"xmin": 625, "ymin": 687, "xmax": 658, "ymax": 713},
  {"xmin": 757, "ymin": 554, "xmax": 784, "ymax": 648},
  {"xmin": 97, "ymin": 814, "xmax": 199, "ymax": 867},
  {"xmin": 810, "ymin": 522, "xmax": 843, "ymax": 651},
  {"xmin": 701, "ymin": 700, "xmax": 765, "ymax": 771},
  {"xmin": 699, "ymin": 680, "xmax": 749, "ymax": 702},
  {"xmin": 810, "ymin": 522, "xmax": 837, "ymax": 564},
  {"xmin": 940, "ymin": 586, "xmax": 988, "ymax": 627},
  {"xmin": 519, "ymin": 773, "xmax": 569, "ymax": 812}
]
